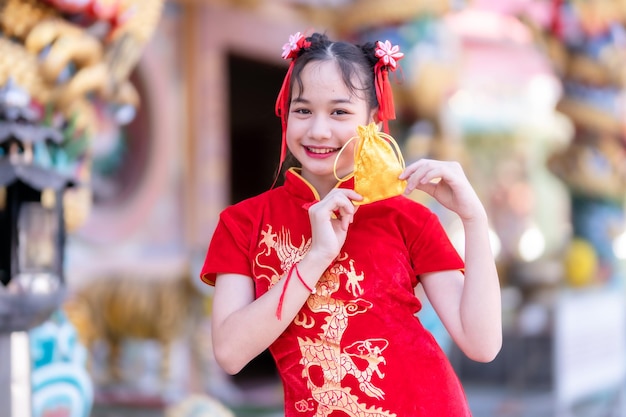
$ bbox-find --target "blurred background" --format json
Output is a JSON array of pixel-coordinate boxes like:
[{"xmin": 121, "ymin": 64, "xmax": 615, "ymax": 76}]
[{"xmin": 2, "ymin": 0, "xmax": 626, "ymax": 416}]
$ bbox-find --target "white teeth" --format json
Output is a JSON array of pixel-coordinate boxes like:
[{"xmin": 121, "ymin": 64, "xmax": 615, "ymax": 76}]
[{"xmin": 306, "ymin": 147, "xmax": 337, "ymax": 154}]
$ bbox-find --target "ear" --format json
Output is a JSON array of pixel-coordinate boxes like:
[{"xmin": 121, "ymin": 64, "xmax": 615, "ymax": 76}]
[{"xmin": 370, "ymin": 108, "xmax": 382, "ymax": 129}]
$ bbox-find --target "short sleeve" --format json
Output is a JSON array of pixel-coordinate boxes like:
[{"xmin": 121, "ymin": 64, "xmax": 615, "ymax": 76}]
[
  {"xmin": 408, "ymin": 211, "xmax": 464, "ymax": 277},
  {"xmin": 200, "ymin": 209, "xmax": 254, "ymax": 286}
]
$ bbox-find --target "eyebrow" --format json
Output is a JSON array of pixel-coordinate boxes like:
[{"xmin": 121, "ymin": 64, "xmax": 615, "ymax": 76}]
[{"xmin": 291, "ymin": 97, "xmax": 354, "ymax": 105}]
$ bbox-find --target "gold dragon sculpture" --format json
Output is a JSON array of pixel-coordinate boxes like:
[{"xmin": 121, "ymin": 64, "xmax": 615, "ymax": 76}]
[{"xmin": 0, "ymin": 0, "xmax": 164, "ymax": 230}]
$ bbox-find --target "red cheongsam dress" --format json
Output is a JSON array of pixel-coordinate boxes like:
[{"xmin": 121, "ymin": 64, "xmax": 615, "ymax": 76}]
[{"xmin": 201, "ymin": 168, "xmax": 472, "ymax": 417}]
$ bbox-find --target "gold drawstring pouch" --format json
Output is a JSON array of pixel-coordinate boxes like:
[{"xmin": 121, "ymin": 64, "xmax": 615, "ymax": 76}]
[{"xmin": 334, "ymin": 122, "xmax": 407, "ymax": 205}]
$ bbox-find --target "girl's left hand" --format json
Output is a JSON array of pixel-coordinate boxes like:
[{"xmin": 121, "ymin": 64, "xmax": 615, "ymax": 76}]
[{"xmin": 399, "ymin": 159, "xmax": 486, "ymax": 222}]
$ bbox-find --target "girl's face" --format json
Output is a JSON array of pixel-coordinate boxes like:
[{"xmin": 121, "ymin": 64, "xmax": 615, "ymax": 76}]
[{"xmin": 286, "ymin": 60, "xmax": 376, "ymax": 197}]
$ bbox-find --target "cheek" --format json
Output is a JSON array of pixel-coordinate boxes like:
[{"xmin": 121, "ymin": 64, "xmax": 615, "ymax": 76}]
[
  {"xmin": 286, "ymin": 114, "xmax": 308, "ymax": 130},
  {"xmin": 339, "ymin": 126, "xmax": 359, "ymax": 147},
  {"xmin": 285, "ymin": 119, "xmax": 303, "ymax": 142},
  {"xmin": 336, "ymin": 140, "xmax": 357, "ymax": 171}
]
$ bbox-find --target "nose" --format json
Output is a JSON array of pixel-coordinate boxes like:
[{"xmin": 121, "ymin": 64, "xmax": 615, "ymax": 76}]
[{"xmin": 308, "ymin": 115, "xmax": 332, "ymax": 141}]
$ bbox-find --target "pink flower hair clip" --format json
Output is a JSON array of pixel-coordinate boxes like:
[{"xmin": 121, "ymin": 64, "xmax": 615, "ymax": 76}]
[
  {"xmin": 375, "ymin": 40, "xmax": 404, "ymax": 70},
  {"xmin": 281, "ymin": 31, "xmax": 311, "ymax": 60}
]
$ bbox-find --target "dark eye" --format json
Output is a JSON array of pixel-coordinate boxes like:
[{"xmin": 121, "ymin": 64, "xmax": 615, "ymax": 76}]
[
  {"xmin": 293, "ymin": 108, "xmax": 311, "ymax": 114},
  {"xmin": 332, "ymin": 109, "xmax": 349, "ymax": 116}
]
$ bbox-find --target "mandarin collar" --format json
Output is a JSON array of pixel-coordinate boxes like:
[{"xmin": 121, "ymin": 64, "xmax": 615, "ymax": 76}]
[{"xmin": 284, "ymin": 168, "xmax": 354, "ymax": 210}]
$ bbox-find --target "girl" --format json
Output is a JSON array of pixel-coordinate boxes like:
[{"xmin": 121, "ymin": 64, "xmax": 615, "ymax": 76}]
[{"xmin": 201, "ymin": 31, "xmax": 501, "ymax": 417}]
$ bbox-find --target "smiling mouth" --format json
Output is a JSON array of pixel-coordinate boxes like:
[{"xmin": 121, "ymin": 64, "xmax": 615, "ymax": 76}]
[{"xmin": 305, "ymin": 146, "xmax": 341, "ymax": 154}]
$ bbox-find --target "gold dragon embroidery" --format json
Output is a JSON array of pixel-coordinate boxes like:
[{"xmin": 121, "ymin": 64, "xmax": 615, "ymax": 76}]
[
  {"xmin": 297, "ymin": 263, "xmax": 395, "ymax": 417},
  {"xmin": 256, "ymin": 224, "xmax": 311, "ymax": 287},
  {"xmin": 254, "ymin": 225, "xmax": 394, "ymax": 417}
]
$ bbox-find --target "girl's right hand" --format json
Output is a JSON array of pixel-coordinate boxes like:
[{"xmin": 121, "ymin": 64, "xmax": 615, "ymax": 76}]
[{"xmin": 307, "ymin": 188, "xmax": 362, "ymax": 262}]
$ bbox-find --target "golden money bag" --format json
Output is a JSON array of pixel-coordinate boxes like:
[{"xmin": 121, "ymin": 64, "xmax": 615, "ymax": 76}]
[{"xmin": 335, "ymin": 122, "xmax": 407, "ymax": 205}]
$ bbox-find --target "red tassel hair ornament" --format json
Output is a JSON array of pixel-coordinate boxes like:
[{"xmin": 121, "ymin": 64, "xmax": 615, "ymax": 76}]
[
  {"xmin": 374, "ymin": 40, "xmax": 404, "ymax": 133},
  {"xmin": 275, "ymin": 32, "xmax": 311, "ymax": 176}
]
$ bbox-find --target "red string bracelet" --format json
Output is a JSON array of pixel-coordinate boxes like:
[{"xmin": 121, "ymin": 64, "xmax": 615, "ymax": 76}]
[
  {"xmin": 276, "ymin": 264, "xmax": 295, "ymax": 320},
  {"xmin": 275, "ymin": 263, "xmax": 315, "ymax": 320},
  {"xmin": 294, "ymin": 263, "xmax": 315, "ymax": 294}
]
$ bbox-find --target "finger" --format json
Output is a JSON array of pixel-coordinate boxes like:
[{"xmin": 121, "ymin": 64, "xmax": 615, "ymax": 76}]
[
  {"xmin": 414, "ymin": 181, "xmax": 437, "ymax": 197},
  {"xmin": 340, "ymin": 189, "xmax": 363, "ymax": 203},
  {"xmin": 340, "ymin": 213, "xmax": 352, "ymax": 231},
  {"xmin": 404, "ymin": 167, "xmax": 432, "ymax": 194},
  {"xmin": 337, "ymin": 204, "xmax": 356, "ymax": 229},
  {"xmin": 413, "ymin": 162, "xmax": 448, "ymax": 185},
  {"xmin": 330, "ymin": 189, "xmax": 363, "ymax": 210},
  {"xmin": 311, "ymin": 193, "xmax": 355, "ymax": 223},
  {"xmin": 399, "ymin": 163, "xmax": 419, "ymax": 180},
  {"xmin": 400, "ymin": 158, "xmax": 434, "ymax": 178},
  {"xmin": 335, "ymin": 195, "xmax": 358, "ymax": 218}
]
